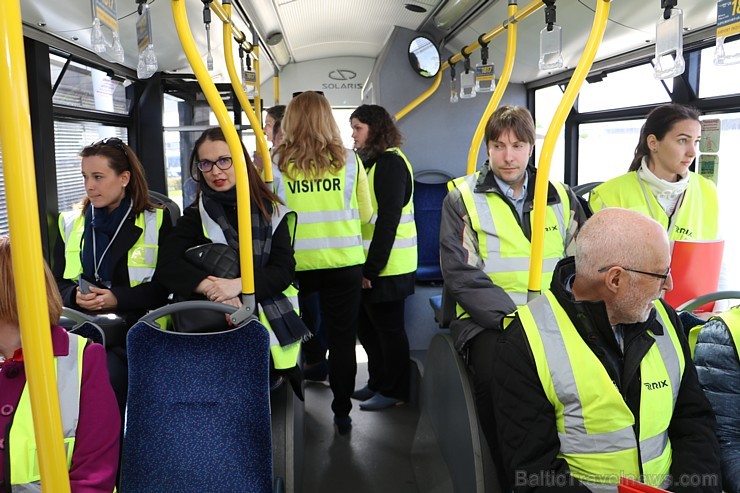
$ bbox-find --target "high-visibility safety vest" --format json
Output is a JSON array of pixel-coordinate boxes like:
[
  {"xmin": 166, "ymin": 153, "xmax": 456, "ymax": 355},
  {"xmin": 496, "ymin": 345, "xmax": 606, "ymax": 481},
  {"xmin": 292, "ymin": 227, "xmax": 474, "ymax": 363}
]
[
  {"xmin": 8, "ymin": 333, "xmax": 86, "ymax": 491},
  {"xmin": 361, "ymin": 147, "xmax": 418, "ymax": 277},
  {"xmin": 199, "ymin": 200, "xmax": 301, "ymax": 370},
  {"xmin": 59, "ymin": 208, "xmax": 164, "ymax": 286},
  {"xmin": 589, "ymin": 171, "xmax": 718, "ymax": 241},
  {"xmin": 517, "ymin": 292, "xmax": 684, "ymax": 491},
  {"xmin": 448, "ymin": 172, "xmax": 569, "ymax": 314},
  {"xmin": 283, "ymin": 150, "xmax": 365, "ymax": 271},
  {"xmin": 689, "ymin": 306, "xmax": 740, "ymax": 358}
]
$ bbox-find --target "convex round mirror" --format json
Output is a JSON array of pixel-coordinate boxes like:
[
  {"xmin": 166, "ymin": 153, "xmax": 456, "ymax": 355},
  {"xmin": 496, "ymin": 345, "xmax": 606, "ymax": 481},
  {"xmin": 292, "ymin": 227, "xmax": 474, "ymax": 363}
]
[{"xmin": 409, "ymin": 36, "xmax": 440, "ymax": 78}]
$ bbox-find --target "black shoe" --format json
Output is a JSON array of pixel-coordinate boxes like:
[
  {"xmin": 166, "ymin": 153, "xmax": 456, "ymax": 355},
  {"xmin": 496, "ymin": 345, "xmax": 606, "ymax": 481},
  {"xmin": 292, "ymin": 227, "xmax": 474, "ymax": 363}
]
[{"xmin": 334, "ymin": 415, "xmax": 352, "ymax": 435}]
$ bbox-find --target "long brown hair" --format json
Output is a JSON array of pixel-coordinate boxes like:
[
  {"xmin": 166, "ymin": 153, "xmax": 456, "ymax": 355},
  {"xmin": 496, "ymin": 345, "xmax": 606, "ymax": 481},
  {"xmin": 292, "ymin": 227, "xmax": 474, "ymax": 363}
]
[
  {"xmin": 189, "ymin": 127, "xmax": 282, "ymax": 219},
  {"xmin": 276, "ymin": 91, "xmax": 346, "ymax": 180},
  {"xmin": 628, "ymin": 104, "xmax": 701, "ymax": 171},
  {"xmin": 0, "ymin": 236, "xmax": 63, "ymax": 325},
  {"xmin": 79, "ymin": 138, "xmax": 158, "ymax": 214},
  {"xmin": 350, "ymin": 104, "xmax": 402, "ymax": 163}
]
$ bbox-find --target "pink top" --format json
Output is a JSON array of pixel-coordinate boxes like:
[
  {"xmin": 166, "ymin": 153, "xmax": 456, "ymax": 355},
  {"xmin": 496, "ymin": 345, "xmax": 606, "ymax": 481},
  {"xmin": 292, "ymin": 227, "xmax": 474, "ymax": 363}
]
[{"xmin": 0, "ymin": 325, "xmax": 120, "ymax": 492}]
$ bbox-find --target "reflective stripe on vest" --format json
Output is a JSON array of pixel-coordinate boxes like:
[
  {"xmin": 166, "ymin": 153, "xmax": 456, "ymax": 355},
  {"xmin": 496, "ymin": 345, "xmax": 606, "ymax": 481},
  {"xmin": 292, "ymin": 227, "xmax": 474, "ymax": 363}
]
[
  {"xmin": 589, "ymin": 171, "xmax": 718, "ymax": 241},
  {"xmin": 200, "ymin": 202, "xmax": 300, "ymax": 370},
  {"xmin": 361, "ymin": 148, "xmax": 418, "ymax": 277},
  {"xmin": 518, "ymin": 292, "xmax": 684, "ymax": 488},
  {"xmin": 284, "ymin": 150, "xmax": 364, "ymax": 271},
  {"xmin": 450, "ymin": 172, "xmax": 569, "ymax": 318},
  {"xmin": 59, "ymin": 209, "xmax": 163, "ymax": 286},
  {"xmin": 9, "ymin": 334, "xmax": 86, "ymax": 489}
]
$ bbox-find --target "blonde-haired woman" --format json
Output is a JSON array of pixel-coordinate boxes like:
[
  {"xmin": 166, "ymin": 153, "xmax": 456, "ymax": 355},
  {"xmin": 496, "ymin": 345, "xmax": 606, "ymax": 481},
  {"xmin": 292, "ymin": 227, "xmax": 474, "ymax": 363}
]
[
  {"xmin": 0, "ymin": 237, "xmax": 120, "ymax": 491},
  {"xmin": 276, "ymin": 91, "xmax": 372, "ymax": 435}
]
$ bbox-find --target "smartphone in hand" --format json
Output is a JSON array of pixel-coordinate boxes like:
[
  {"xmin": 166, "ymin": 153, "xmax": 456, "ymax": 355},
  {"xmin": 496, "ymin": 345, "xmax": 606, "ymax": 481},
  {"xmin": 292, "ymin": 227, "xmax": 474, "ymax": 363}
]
[{"xmin": 78, "ymin": 274, "xmax": 104, "ymax": 294}]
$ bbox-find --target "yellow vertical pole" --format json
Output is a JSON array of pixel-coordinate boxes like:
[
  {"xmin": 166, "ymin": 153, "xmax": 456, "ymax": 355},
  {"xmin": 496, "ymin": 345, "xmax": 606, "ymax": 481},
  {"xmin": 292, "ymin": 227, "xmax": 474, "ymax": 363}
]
[
  {"xmin": 0, "ymin": 1, "xmax": 71, "ymax": 491},
  {"xmin": 527, "ymin": 0, "xmax": 611, "ymax": 297},
  {"xmin": 274, "ymin": 70, "xmax": 280, "ymax": 105},
  {"xmin": 221, "ymin": 1, "xmax": 272, "ymax": 182},
  {"xmin": 466, "ymin": 1, "xmax": 519, "ymax": 175},
  {"xmin": 172, "ymin": 0, "xmax": 255, "ymax": 295}
]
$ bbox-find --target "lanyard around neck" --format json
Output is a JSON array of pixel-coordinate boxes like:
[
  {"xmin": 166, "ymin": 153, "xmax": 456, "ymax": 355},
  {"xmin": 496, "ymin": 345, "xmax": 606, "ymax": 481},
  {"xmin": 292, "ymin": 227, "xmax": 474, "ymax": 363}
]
[{"xmin": 91, "ymin": 202, "xmax": 133, "ymax": 283}]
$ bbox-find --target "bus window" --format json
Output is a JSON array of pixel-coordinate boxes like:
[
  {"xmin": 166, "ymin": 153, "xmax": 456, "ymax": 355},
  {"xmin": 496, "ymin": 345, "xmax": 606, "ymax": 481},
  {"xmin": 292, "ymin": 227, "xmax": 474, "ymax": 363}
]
[
  {"xmin": 707, "ymin": 112, "xmax": 740, "ymax": 289},
  {"xmin": 578, "ymin": 64, "xmax": 672, "ymax": 112},
  {"xmin": 699, "ymin": 41, "xmax": 740, "ymax": 98},
  {"xmin": 534, "ymin": 85, "xmax": 566, "ymax": 183},
  {"xmin": 50, "ymin": 55, "xmax": 128, "ymax": 114},
  {"xmin": 577, "ymin": 119, "xmax": 643, "ymax": 184}
]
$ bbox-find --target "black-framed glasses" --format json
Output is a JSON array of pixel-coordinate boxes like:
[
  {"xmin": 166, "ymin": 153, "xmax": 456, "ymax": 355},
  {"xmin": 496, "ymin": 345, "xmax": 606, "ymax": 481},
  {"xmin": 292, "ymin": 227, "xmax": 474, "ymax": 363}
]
[
  {"xmin": 90, "ymin": 137, "xmax": 128, "ymax": 157},
  {"xmin": 196, "ymin": 156, "xmax": 233, "ymax": 172},
  {"xmin": 598, "ymin": 265, "xmax": 671, "ymax": 283}
]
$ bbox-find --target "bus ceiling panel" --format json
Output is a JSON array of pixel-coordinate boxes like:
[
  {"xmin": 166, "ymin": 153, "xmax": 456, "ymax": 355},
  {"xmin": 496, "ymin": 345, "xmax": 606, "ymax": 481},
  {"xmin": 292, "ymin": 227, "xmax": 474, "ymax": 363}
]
[
  {"xmin": 270, "ymin": 0, "xmax": 441, "ymax": 63},
  {"xmin": 446, "ymin": 0, "xmax": 717, "ymax": 86},
  {"xmin": 20, "ymin": 0, "xmax": 252, "ymax": 79}
]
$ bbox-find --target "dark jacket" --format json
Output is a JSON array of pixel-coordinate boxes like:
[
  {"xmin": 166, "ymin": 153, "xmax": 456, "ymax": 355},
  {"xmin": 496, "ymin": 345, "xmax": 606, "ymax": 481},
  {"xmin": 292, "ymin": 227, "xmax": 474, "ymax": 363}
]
[
  {"xmin": 52, "ymin": 207, "xmax": 172, "ymax": 321},
  {"xmin": 155, "ymin": 200, "xmax": 294, "ymax": 304},
  {"xmin": 491, "ymin": 257, "xmax": 722, "ymax": 492},
  {"xmin": 440, "ymin": 164, "xmax": 586, "ymax": 351},
  {"xmin": 362, "ymin": 149, "xmax": 415, "ymax": 303},
  {"xmin": 694, "ymin": 319, "xmax": 740, "ymax": 493}
]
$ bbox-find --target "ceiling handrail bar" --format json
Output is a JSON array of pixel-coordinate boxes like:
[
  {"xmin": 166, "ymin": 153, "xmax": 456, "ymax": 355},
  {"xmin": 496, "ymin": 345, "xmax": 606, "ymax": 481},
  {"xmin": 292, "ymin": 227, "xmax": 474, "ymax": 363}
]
[{"xmin": 395, "ymin": 0, "xmax": 544, "ymax": 122}]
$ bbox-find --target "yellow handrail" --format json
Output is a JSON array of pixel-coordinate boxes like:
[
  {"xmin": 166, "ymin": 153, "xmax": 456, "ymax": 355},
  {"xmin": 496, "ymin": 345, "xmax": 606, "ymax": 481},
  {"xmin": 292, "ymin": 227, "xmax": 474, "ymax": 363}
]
[
  {"xmin": 274, "ymin": 72, "xmax": 280, "ymax": 105},
  {"xmin": 395, "ymin": 0, "xmax": 544, "ymax": 122},
  {"xmin": 221, "ymin": 2, "xmax": 272, "ymax": 183},
  {"xmin": 173, "ymin": 0, "xmax": 255, "ymax": 296},
  {"xmin": 394, "ymin": 71, "xmax": 442, "ymax": 121},
  {"xmin": 465, "ymin": 1, "xmax": 518, "ymax": 175},
  {"xmin": 527, "ymin": 0, "xmax": 611, "ymax": 298},
  {"xmin": 0, "ymin": 1, "xmax": 71, "ymax": 491},
  {"xmin": 210, "ymin": 0, "xmax": 252, "ymax": 52}
]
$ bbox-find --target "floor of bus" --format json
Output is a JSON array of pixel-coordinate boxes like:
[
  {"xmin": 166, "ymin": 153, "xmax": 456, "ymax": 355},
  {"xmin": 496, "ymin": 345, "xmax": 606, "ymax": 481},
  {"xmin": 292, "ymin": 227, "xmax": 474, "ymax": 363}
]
[{"xmin": 301, "ymin": 349, "xmax": 421, "ymax": 493}]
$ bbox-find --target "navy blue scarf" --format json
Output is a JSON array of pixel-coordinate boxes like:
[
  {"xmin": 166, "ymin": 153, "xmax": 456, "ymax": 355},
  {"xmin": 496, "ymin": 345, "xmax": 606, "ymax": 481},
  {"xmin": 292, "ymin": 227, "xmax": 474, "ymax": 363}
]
[{"xmin": 81, "ymin": 195, "xmax": 132, "ymax": 284}]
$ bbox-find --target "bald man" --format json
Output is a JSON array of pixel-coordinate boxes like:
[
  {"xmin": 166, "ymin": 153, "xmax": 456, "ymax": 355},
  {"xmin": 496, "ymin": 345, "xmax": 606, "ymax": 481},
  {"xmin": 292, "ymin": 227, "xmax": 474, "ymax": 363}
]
[{"xmin": 491, "ymin": 208, "xmax": 721, "ymax": 492}]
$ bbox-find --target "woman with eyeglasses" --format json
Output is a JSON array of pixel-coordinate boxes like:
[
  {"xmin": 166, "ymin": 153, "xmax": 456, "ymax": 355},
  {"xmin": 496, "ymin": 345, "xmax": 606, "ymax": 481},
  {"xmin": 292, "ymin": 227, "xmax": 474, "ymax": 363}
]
[
  {"xmin": 52, "ymin": 137, "xmax": 172, "ymax": 414},
  {"xmin": 156, "ymin": 128, "xmax": 306, "ymax": 371},
  {"xmin": 275, "ymin": 91, "xmax": 372, "ymax": 435}
]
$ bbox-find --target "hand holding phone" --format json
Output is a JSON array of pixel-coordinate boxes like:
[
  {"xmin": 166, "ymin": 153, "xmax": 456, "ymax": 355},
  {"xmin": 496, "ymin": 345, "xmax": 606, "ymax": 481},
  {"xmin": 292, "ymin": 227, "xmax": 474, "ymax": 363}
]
[{"xmin": 78, "ymin": 274, "xmax": 104, "ymax": 295}]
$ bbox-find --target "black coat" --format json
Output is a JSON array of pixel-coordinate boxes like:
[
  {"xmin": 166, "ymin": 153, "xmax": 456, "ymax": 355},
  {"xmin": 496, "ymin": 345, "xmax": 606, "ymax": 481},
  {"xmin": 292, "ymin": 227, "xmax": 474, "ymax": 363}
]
[
  {"xmin": 362, "ymin": 150, "xmax": 415, "ymax": 303},
  {"xmin": 155, "ymin": 200, "xmax": 294, "ymax": 304},
  {"xmin": 52, "ymin": 207, "xmax": 172, "ymax": 321},
  {"xmin": 491, "ymin": 257, "xmax": 722, "ymax": 492}
]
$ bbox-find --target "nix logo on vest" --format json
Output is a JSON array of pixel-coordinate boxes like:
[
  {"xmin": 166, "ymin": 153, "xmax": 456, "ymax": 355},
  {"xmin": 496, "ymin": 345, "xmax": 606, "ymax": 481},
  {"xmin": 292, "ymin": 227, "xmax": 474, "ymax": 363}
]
[
  {"xmin": 644, "ymin": 380, "xmax": 669, "ymax": 390},
  {"xmin": 287, "ymin": 178, "xmax": 341, "ymax": 194},
  {"xmin": 673, "ymin": 226, "xmax": 693, "ymax": 238},
  {"xmin": 545, "ymin": 225, "xmax": 558, "ymax": 232}
]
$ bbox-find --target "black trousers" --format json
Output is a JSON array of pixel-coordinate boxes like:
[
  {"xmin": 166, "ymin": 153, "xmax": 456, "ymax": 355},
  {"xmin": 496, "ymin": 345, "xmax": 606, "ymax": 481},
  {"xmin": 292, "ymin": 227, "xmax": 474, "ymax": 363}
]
[
  {"xmin": 297, "ymin": 265, "xmax": 362, "ymax": 418},
  {"xmin": 358, "ymin": 299, "xmax": 410, "ymax": 400},
  {"xmin": 468, "ymin": 329, "xmax": 510, "ymax": 492}
]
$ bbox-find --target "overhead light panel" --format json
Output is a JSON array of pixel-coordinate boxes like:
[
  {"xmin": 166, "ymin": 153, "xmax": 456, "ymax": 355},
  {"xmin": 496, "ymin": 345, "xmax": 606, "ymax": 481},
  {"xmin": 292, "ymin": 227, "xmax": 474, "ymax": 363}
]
[
  {"xmin": 267, "ymin": 32, "xmax": 291, "ymax": 67},
  {"xmin": 433, "ymin": 0, "xmax": 479, "ymax": 31}
]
